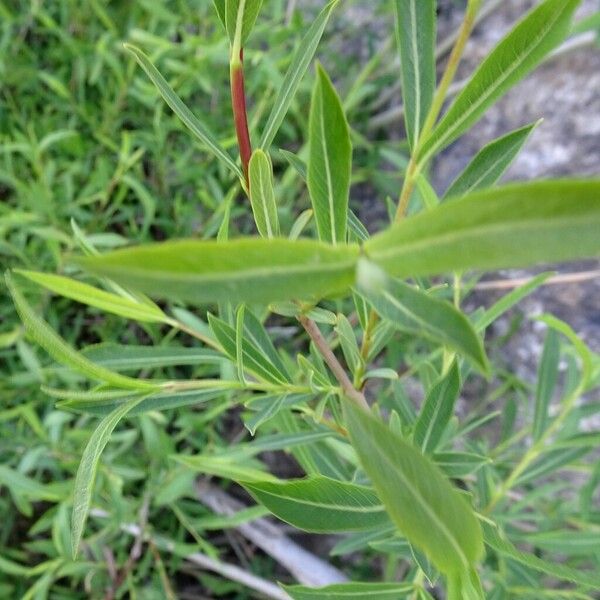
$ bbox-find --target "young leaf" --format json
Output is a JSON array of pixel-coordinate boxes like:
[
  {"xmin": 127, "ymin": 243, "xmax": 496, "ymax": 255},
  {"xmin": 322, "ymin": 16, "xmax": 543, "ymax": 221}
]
[
  {"xmin": 15, "ymin": 270, "xmax": 167, "ymax": 324},
  {"xmin": 76, "ymin": 238, "xmax": 360, "ymax": 305},
  {"xmin": 124, "ymin": 44, "xmax": 243, "ymax": 180},
  {"xmin": 394, "ymin": 0, "xmax": 436, "ymax": 149},
  {"xmin": 366, "ymin": 181, "xmax": 600, "ymax": 280},
  {"xmin": 357, "ymin": 265, "xmax": 488, "ymax": 374},
  {"xmin": 444, "ymin": 122, "xmax": 539, "ymax": 199},
  {"xmin": 5, "ymin": 273, "xmax": 157, "ymax": 392},
  {"xmin": 260, "ymin": 1, "xmax": 340, "ymax": 150},
  {"xmin": 344, "ymin": 402, "xmax": 484, "ymax": 575},
  {"xmin": 308, "ymin": 64, "xmax": 352, "ymax": 245},
  {"xmin": 71, "ymin": 395, "xmax": 143, "ymax": 557},
  {"xmin": 413, "ymin": 363, "xmax": 461, "ymax": 454},
  {"xmin": 418, "ymin": 0, "xmax": 580, "ymax": 162},
  {"xmin": 249, "ymin": 150, "xmax": 280, "ymax": 238},
  {"xmin": 225, "ymin": 0, "xmax": 264, "ymax": 47},
  {"xmin": 243, "ymin": 477, "xmax": 390, "ymax": 532},
  {"xmin": 532, "ymin": 328, "xmax": 560, "ymax": 440},
  {"xmin": 284, "ymin": 582, "xmax": 414, "ymax": 600}
]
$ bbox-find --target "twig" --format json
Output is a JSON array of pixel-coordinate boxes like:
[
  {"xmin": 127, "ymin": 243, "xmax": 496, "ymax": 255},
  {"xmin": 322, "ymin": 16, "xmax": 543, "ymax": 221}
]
[
  {"xmin": 297, "ymin": 315, "xmax": 369, "ymax": 411},
  {"xmin": 195, "ymin": 481, "xmax": 348, "ymax": 587},
  {"xmin": 90, "ymin": 508, "xmax": 292, "ymax": 600},
  {"xmin": 474, "ymin": 269, "xmax": 600, "ymax": 291}
]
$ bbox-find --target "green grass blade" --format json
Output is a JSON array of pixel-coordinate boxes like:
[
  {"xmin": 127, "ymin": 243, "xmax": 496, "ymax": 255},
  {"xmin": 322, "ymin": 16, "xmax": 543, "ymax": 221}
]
[
  {"xmin": 243, "ymin": 477, "xmax": 390, "ymax": 533},
  {"xmin": 308, "ymin": 64, "xmax": 352, "ymax": 245},
  {"xmin": 15, "ymin": 270, "xmax": 167, "ymax": 324},
  {"xmin": 259, "ymin": 0, "xmax": 339, "ymax": 150},
  {"xmin": 345, "ymin": 402, "xmax": 484, "ymax": 575},
  {"xmin": 5, "ymin": 272, "xmax": 157, "ymax": 391},
  {"xmin": 71, "ymin": 395, "xmax": 144, "ymax": 557},
  {"xmin": 419, "ymin": 0, "xmax": 580, "ymax": 162},
  {"xmin": 76, "ymin": 238, "xmax": 360, "ymax": 305},
  {"xmin": 249, "ymin": 150, "xmax": 279, "ymax": 238},
  {"xmin": 394, "ymin": 0, "xmax": 436, "ymax": 149},
  {"xmin": 124, "ymin": 44, "xmax": 243, "ymax": 180},
  {"xmin": 444, "ymin": 121, "xmax": 540, "ymax": 199},
  {"xmin": 366, "ymin": 181, "xmax": 600, "ymax": 280}
]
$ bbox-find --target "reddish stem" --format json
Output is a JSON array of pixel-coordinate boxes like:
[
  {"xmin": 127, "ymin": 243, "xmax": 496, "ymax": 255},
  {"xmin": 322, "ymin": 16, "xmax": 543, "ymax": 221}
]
[{"xmin": 230, "ymin": 48, "xmax": 252, "ymax": 186}]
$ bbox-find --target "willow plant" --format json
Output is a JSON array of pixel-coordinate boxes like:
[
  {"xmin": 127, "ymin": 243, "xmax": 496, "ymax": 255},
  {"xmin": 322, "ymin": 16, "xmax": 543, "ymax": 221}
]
[{"xmin": 7, "ymin": 0, "xmax": 600, "ymax": 598}]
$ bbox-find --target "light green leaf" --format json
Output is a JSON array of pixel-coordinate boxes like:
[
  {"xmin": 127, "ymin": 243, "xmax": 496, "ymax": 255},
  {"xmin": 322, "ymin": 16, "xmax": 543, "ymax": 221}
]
[
  {"xmin": 484, "ymin": 523, "xmax": 600, "ymax": 589},
  {"xmin": 357, "ymin": 265, "xmax": 488, "ymax": 374},
  {"xmin": 444, "ymin": 122, "xmax": 539, "ymax": 199},
  {"xmin": 345, "ymin": 402, "xmax": 484, "ymax": 575},
  {"xmin": 414, "ymin": 363, "xmax": 460, "ymax": 454},
  {"xmin": 249, "ymin": 150, "xmax": 279, "ymax": 238},
  {"xmin": 419, "ymin": 0, "xmax": 580, "ymax": 162},
  {"xmin": 308, "ymin": 64, "xmax": 352, "ymax": 244},
  {"xmin": 15, "ymin": 270, "xmax": 167, "ymax": 323},
  {"xmin": 433, "ymin": 452, "xmax": 489, "ymax": 479},
  {"xmin": 0, "ymin": 465, "xmax": 62, "ymax": 502},
  {"xmin": 335, "ymin": 314, "xmax": 361, "ymax": 376},
  {"xmin": 284, "ymin": 582, "xmax": 414, "ymax": 600},
  {"xmin": 366, "ymin": 181, "xmax": 600, "ymax": 280},
  {"xmin": 71, "ymin": 395, "xmax": 143, "ymax": 557},
  {"xmin": 532, "ymin": 328, "xmax": 560, "ymax": 440},
  {"xmin": 76, "ymin": 238, "xmax": 360, "ymax": 305},
  {"xmin": 124, "ymin": 44, "xmax": 242, "ymax": 179},
  {"xmin": 394, "ymin": 0, "xmax": 436, "ymax": 149},
  {"xmin": 225, "ymin": 0, "xmax": 264, "ymax": 46},
  {"xmin": 6, "ymin": 272, "xmax": 157, "ymax": 392},
  {"xmin": 243, "ymin": 477, "xmax": 389, "ymax": 532},
  {"xmin": 171, "ymin": 454, "xmax": 276, "ymax": 483},
  {"xmin": 208, "ymin": 312, "xmax": 289, "ymax": 384},
  {"xmin": 260, "ymin": 0, "xmax": 339, "ymax": 150},
  {"xmin": 212, "ymin": 0, "xmax": 226, "ymax": 28}
]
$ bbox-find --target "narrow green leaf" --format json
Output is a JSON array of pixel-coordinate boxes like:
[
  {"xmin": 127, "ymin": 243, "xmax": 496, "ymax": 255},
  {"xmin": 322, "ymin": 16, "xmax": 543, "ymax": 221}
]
[
  {"xmin": 243, "ymin": 477, "xmax": 389, "ymax": 532},
  {"xmin": 335, "ymin": 314, "xmax": 361, "ymax": 376},
  {"xmin": 308, "ymin": 64, "xmax": 352, "ymax": 244},
  {"xmin": 284, "ymin": 582, "xmax": 414, "ymax": 600},
  {"xmin": 414, "ymin": 363, "xmax": 461, "ymax": 453},
  {"xmin": 260, "ymin": 0, "xmax": 339, "ymax": 150},
  {"xmin": 444, "ymin": 122, "xmax": 539, "ymax": 199},
  {"xmin": 532, "ymin": 329, "xmax": 560, "ymax": 440},
  {"xmin": 0, "ymin": 465, "xmax": 62, "ymax": 502},
  {"xmin": 212, "ymin": 0, "xmax": 226, "ymax": 28},
  {"xmin": 249, "ymin": 150, "xmax": 280, "ymax": 238},
  {"xmin": 281, "ymin": 149, "xmax": 308, "ymax": 181},
  {"xmin": 394, "ymin": 0, "xmax": 436, "ymax": 149},
  {"xmin": 225, "ymin": 0, "xmax": 264, "ymax": 46},
  {"xmin": 523, "ymin": 530, "xmax": 600, "ymax": 556},
  {"xmin": 419, "ymin": 0, "xmax": 580, "ymax": 161},
  {"xmin": 484, "ymin": 523, "xmax": 600, "ymax": 589},
  {"xmin": 366, "ymin": 181, "xmax": 600, "ymax": 280},
  {"xmin": 357, "ymin": 265, "xmax": 488, "ymax": 374},
  {"xmin": 208, "ymin": 312, "xmax": 289, "ymax": 384},
  {"xmin": 76, "ymin": 238, "xmax": 360, "ymax": 305},
  {"xmin": 235, "ymin": 304, "xmax": 246, "ymax": 384},
  {"xmin": 171, "ymin": 454, "xmax": 276, "ymax": 483},
  {"xmin": 124, "ymin": 44, "xmax": 243, "ymax": 179},
  {"xmin": 15, "ymin": 270, "xmax": 167, "ymax": 323},
  {"xmin": 71, "ymin": 396, "xmax": 143, "ymax": 557},
  {"xmin": 345, "ymin": 402, "xmax": 484, "ymax": 575},
  {"xmin": 434, "ymin": 452, "xmax": 489, "ymax": 479},
  {"xmin": 6, "ymin": 272, "xmax": 156, "ymax": 392}
]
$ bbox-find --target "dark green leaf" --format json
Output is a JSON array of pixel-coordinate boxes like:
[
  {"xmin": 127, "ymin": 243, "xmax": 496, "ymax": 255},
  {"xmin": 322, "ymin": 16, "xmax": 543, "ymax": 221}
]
[
  {"xmin": 532, "ymin": 329, "xmax": 560, "ymax": 440},
  {"xmin": 284, "ymin": 582, "xmax": 414, "ymax": 600},
  {"xmin": 249, "ymin": 150, "xmax": 279, "ymax": 238}
]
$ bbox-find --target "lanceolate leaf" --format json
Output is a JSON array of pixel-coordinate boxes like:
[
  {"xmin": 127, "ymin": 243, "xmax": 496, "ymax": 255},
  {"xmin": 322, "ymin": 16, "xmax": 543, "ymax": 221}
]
[
  {"xmin": 357, "ymin": 267, "xmax": 488, "ymax": 374},
  {"xmin": 5, "ymin": 273, "xmax": 157, "ymax": 392},
  {"xmin": 444, "ymin": 122, "xmax": 539, "ymax": 199},
  {"xmin": 418, "ymin": 0, "xmax": 580, "ymax": 162},
  {"xmin": 260, "ymin": 1, "xmax": 339, "ymax": 150},
  {"xmin": 15, "ymin": 270, "xmax": 167, "ymax": 324},
  {"xmin": 243, "ymin": 477, "xmax": 390, "ymax": 532},
  {"xmin": 532, "ymin": 328, "xmax": 560, "ymax": 440},
  {"xmin": 414, "ymin": 363, "xmax": 461, "ymax": 454},
  {"xmin": 345, "ymin": 402, "xmax": 484, "ymax": 575},
  {"xmin": 225, "ymin": 0, "xmax": 264, "ymax": 46},
  {"xmin": 284, "ymin": 582, "xmax": 414, "ymax": 600},
  {"xmin": 249, "ymin": 150, "xmax": 280, "ymax": 238},
  {"xmin": 212, "ymin": 0, "xmax": 226, "ymax": 29},
  {"xmin": 71, "ymin": 396, "xmax": 144, "ymax": 557},
  {"xmin": 76, "ymin": 238, "xmax": 360, "ymax": 305},
  {"xmin": 366, "ymin": 181, "xmax": 600, "ymax": 280},
  {"xmin": 308, "ymin": 64, "xmax": 352, "ymax": 245},
  {"xmin": 394, "ymin": 0, "xmax": 436, "ymax": 149},
  {"xmin": 124, "ymin": 44, "xmax": 243, "ymax": 179}
]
